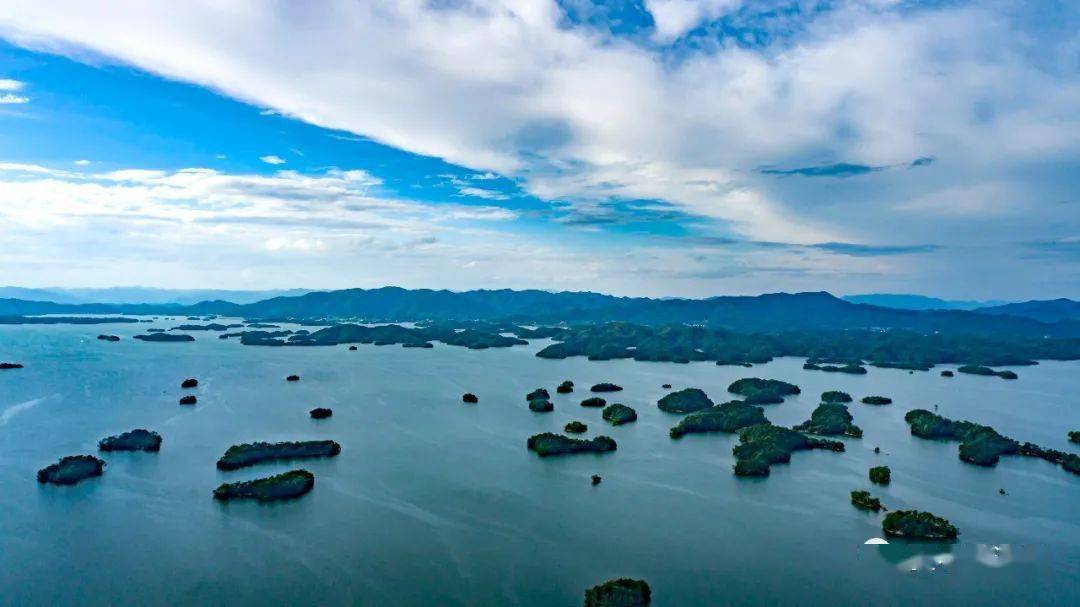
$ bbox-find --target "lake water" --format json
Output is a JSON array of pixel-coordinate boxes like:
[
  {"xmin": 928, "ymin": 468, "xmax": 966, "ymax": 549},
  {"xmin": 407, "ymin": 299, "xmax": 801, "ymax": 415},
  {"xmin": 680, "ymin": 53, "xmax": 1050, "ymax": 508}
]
[{"xmin": 1, "ymin": 319, "xmax": 1078, "ymax": 606}]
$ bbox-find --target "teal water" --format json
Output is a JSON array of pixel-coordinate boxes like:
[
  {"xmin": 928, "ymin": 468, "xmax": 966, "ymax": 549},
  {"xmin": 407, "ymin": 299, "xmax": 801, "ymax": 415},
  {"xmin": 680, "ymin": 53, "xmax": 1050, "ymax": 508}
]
[{"xmin": 1, "ymin": 319, "xmax": 1078, "ymax": 606}]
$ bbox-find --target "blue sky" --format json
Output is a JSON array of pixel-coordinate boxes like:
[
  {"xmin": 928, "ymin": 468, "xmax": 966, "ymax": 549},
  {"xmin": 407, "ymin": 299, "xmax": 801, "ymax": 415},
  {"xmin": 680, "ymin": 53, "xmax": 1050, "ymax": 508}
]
[{"xmin": 0, "ymin": 0, "xmax": 1077, "ymax": 298}]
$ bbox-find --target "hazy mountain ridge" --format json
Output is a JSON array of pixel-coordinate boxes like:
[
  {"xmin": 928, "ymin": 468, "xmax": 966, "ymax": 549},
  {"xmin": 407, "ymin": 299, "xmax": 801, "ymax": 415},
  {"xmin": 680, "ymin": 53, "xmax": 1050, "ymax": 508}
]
[
  {"xmin": 0, "ymin": 286, "xmax": 312, "ymax": 305},
  {"xmin": 843, "ymin": 293, "xmax": 1005, "ymax": 311},
  {"xmin": 974, "ymin": 299, "xmax": 1080, "ymax": 323}
]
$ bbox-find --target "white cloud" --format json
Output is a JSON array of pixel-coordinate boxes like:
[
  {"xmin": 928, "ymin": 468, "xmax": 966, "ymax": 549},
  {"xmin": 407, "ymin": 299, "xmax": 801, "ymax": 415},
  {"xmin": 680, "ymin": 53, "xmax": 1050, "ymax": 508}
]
[
  {"xmin": 73, "ymin": 159, "xmax": 91, "ymax": 166},
  {"xmin": 259, "ymin": 154, "xmax": 286, "ymax": 165},
  {"xmin": 645, "ymin": 0, "xmax": 741, "ymax": 42},
  {"xmin": 0, "ymin": 93, "xmax": 29, "ymax": 104},
  {"xmin": 0, "ymin": 78, "xmax": 24, "ymax": 91}
]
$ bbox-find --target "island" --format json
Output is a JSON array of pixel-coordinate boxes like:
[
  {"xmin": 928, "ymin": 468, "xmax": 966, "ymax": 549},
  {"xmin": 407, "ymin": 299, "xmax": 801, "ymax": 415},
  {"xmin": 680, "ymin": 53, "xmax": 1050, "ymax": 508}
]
[
  {"xmin": 591, "ymin": 383, "xmax": 623, "ymax": 392},
  {"xmin": 526, "ymin": 433, "xmax": 616, "ymax": 457},
  {"xmin": 602, "ymin": 403, "xmax": 638, "ymax": 425},
  {"xmin": 526, "ymin": 388, "xmax": 550, "ymax": 402},
  {"xmin": 348, "ymin": 345, "xmax": 358, "ymax": 350},
  {"xmin": 851, "ymin": 490, "xmax": 884, "ymax": 512},
  {"xmin": 821, "ymin": 390, "xmax": 852, "ymax": 403},
  {"xmin": 583, "ymin": 578, "xmax": 651, "ymax": 607},
  {"xmin": 869, "ymin": 465, "xmax": 891, "ymax": 485},
  {"xmin": 170, "ymin": 323, "xmax": 243, "ymax": 331},
  {"xmin": 591, "ymin": 474, "xmax": 602, "ymax": 486},
  {"xmin": 97, "ymin": 334, "xmax": 120, "ymax": 341},
  {"xmin": 581, "ymin": 397, "xmax": 607, "ymax": 408},
  {"xmin": 402, "ymin": 342, "xmax": 434, "ymax": 348},
  {"xmin": 98, "ymin": 429, "xmax": 162, "ymax": 452},
  {"xmin": 37, "ymin": 455, "xmax": 105, "ymax": 485},
  {"xmin": 669, "ymin": 401, "xmax": 768, "ymax": 439},
  {"xmin": 661, "ymin": 383, "xmax": 672, "ymax": 389},
  {"xmin": 462, "ymin": 393, "xmax": 478, "ymax": 404},
  {"xmin": 732, "ymin": 424, "xmax": 844, "ymax": 476},
  {"xmin": 213, "ymin": 469, "xmax": 315, "ymax": 502},
  {"xmin": 861, "ymin": 396, "xmax": 892, "ymax": 405},
  {"xmin": 803, "ymin": 362, "xmax": 868, "ymax": 375},
  {"xmin": 181, "ymin": 378, "xmax": 199, "ymax": 388},
  {"xmin": 565, "ymin": 421, "xmax": 588, "ymax": 434},
  {"xmin": 557, "ymin": 380, "xmax": 574, "ymax": 394},
  {"xmin": 310, "ymin": 407, "xmax": 333, "ymax": 419},
  {"xmin": 286, "ymin": 374, "xmax": 300, "ymax": 382},
  {"xmin": 1070, "ymin": 431, "xmax": 1080, "ymax": 444},
  {"xmin": 657, "ymin": 388, "xmax": 714, "ymax": 414},
  {"xmin": 727, "ymin": 378, "xmax": 800, "ymax": 404},
  {"xmin": 793, "ymin": 403, "xmax": 862, "ymax": 438},
  {"xmin": 941, "ymin": 370, "xmax": 954, "ymax": 377},
  {"xmin": 133, "ymin": 333, "xmax": 195, "ymax": 342},
  {"xmin": 882, "ymin": 510, "xmax": 958, "ymax": 540},
  {"xmin": 871, "ymin": 361, "xmax": 934, "ymax": 371},
  {"xmin": 529, "ymin": 398, "xmax": 554, "ymax": 412},
  {"xmin": 957, "ymin": 365, "xmax": 1018, "ymax": 379},
  {"xmin": 0, "ymin": 362, "xmax": 24, "ymax": 369},
  {"xmin": 179, "ymin": 395, "xmax": 197, "ymax": 405},
  {"xmin": 216, "ymin": 440, "xmax": 341, "ymax": 471}
]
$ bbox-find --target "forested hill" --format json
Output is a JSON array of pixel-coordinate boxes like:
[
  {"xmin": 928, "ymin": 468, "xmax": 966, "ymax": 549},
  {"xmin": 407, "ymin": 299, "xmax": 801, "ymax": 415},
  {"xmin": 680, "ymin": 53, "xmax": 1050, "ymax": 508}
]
[{"xmin": 2, "ymin": 287, "xmax": 1079, "ymax": 338}]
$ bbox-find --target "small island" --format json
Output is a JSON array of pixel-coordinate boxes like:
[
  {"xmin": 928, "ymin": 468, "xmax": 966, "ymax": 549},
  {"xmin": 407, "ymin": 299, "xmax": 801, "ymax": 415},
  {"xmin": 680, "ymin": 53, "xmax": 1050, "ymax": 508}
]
[
  {"xmin": 583, "ymin": 578, "xmax": 651, "ymax": 607},
  {"xmin": 557, "ymin": 380, "xmax": 575, "ymax": 394},
  {"xmin": 179, "ymin": 395, "xmax": 197, "ymax": 405},
  {"xmin": 821, "ymin": 390, "xmax": 852, "ymax": 403},
  {"xmin": 581, "ymin": 397, "xmax": 607, "ymax": 408},
  {"xmin": 669, "ymin": 401, "xmax": 768, "ymax": 439},
  {"xmin": 602, "ymin": 403, "xmax": 638, "ymax": 425},
  {"xmin": 591, "ymin": 383, "xmax": 623, "ymax": 393},
  {"xmin": 851, "ymin": 490, "xmax": 884, "ymax": 512},
  {"xmin": 37, "ymin": 455, "xmax": 105, "ymax": 485},
  {"xmin": 1070, "ymin": 431, "xmax": 1079, "ymax": 444},
  {"xmin": 286, "ymin": 374, "xmax": 300, "ymax": 382},
  {"xmin": 462, "ymin": 393, "xmax": 478, "ymax": 404},
  {"xmin": 0, "ymin": 362, "xmax": 24, "ymax": 370},
  {"xmin": 957, "ymin": 365, "xmax": 1018, "ymax": 379},
  {"xmin": 216, "ymin": 440, "xmax": 341, "ymax": 471},
  {"xmin": 657, "ymin": 388, "xmax": 714, "ymax": 414},
  {"xmin": 526, "ymin": 433, "xmax": 616, "ymax": 457},
  {"xmin": 526, "ymin": 388, "xmax": 550, "ymax": 402},
  {"xmin": 727, "ymin": 378, "xmax": 800, "ymax": 404},
  {"xmin": 181, "ymin": 378, "xmax": 199, "ymax": 389},
  {"xmin": 98, "ymin": 429, "xmax": 162, "ymax": 452},
  {"xmin": 869, "ymin": 465, "xmax": 891, "ymax": 485},
  {"xmin": 793, "ymin": 403, "xmax": 862, "ymax": 438},
  {"xmin": 97, "ymin": 334, "xmax": 120, "ymax": 341},
  {"xmin": 861, "ymin": 396, "xmax": 892, "ymax": 405},
  {"xmin": 882, "ymin": 510, "xmax": 958, "ymax": 540},
  {"xmin": 565, "ymin": 421, "xmax": 588, "ymax": 434},
  {"xmin": 732, "ymin": 424, "xmax": 844, "ymax": 476},
  {"xmin": 134, "ymin": 333, "xmax": 195, "ymax": 342},
  {"xmin": 591, "ymin": 474, "xmax": 602, "ymax": 486},
  {"xmin": 529, "ymin": 398, "xmax": 554, "ymax": 412},
  {"xmin": 803, "ymin": 362, "xmax": 867, "ymax": 375},
  {"xmin": 941, "ymin": 370, "xmax": 954, "ymax": 377},
  {"xmin": 310, "ymin": 407, "xmax": 333, "ymax": 419},
  {"xmin": 213, "ymin": 469, "xmax": 315, "ymax": 502}
]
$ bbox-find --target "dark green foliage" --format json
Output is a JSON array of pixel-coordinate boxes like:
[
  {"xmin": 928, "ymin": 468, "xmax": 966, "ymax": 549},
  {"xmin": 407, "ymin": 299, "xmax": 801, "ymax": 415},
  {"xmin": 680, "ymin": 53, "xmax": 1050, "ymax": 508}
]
[
  {"xmin": 861, "ymin": 396, "xmax": 892, "ymax": 405},
  {"xmin": 851, "ymin": 490, "xmax": 884, "ymax": 512},
  {"xmin": 310, "ymin": 407, "xmax": 332, "ymax": 419},
  {"xmin": 134, "ymin": 333, "xmax": 195, "ymax": 342},
  {"xmin": 957, "ymin": 365, "xmax": 1018, "ymax": 379},
  {"xmin": 529, "ymin": 399, "xmax": 554, "ymax": 412},
  {"xmin": 216, "ymin": 440, "xmax": 341, "ymax": 471},
  {"xmin": 657, "ymin": 388, "xmax": 713, "ymax": 413},
  {"xmin": 591, "ymin": 474, "xmax": 602, "ymax": 486},
  {"xmin": 794, "ymin": 403, "xmax": 862, "ymax": 438},
  {"xmin": 669, "ymin": 401, "xmax": 767, "ymax": 438},
  {"xmin": 179, "ymin": 395, "xmax": 197, "ymax": 405},
  {"xmin": 181, "ymin": 378, "xmax": 198, "ymax": 388},
  {"xmin": 882, "ymin": 510, "xmax": 958, "ymax": 540},
  {"xmin": 728, "ymin": 378, "xmax": 800, "ymax": 399},
  {"xmin": 402, "ymin": 342, "xmax": 434, "ymax": 348},
  {"xmin": 732, "ymin": 424, "xmax": 844, "ymax": 476},
  {"xmin": 941, "ymin": 370, "xmax": 954, "ymax": 377},
  {"xmin": 37, "ymin": 455, "xmax": 105, "ymax": 485},
  {"xmin": 99, "ymin": 429, "xmax": 162, "ymax": 452},
  {"xmin": 170, "ymin": 323, "xmax": 243, "ymax": 331},
  {"xmin": 97, "ymin": 334, "xmax": 120, "ymax": 341},
  {"xmin": 526, "ymin": 433, "xmax": 616, "ymax": 457},
  {"xmin": 462, "ymin": 393, "xmax": 478, "ymax": 403},
  {"xmin": 213, "ymin": 469, "xmax": 314, "ymax": 502},
  {"xmin": 557, "ymin": 380, "xmax": 574, "ymax": 393},
  {"xmin": 583, "ymin": 578, "xmax": 651, "ymax": 607},
  {"xmin": 1070, "ymin": 431, "xmax": 1080, "ymax": 444},
  {"xmin": 869, "ymin": 465, "xmax": 891, "ymax": 485},
  {"xmin": 803, "ymin": 362, "xmax": 867, "ymax": 374},
  {"xmin": 253, "ymin": 322, "xmax": 529, "ymax": 349},
  {"xmin": 565, "ymin": 421, "xmax": 587, "ymax": 434},
  {"xmin": 591, "ymin": 383, "xmax": 623, "ymax": 392},
  {"xmin": 821, "ymin": 390, "xmax": 852, "ymax": 403},
  {"xmin": 581, "ymin": 397, "xmax": 607, "ymax": 408},
  {"xmin": 743, "ymin": 391, "xmax": 785, "ymax": 405},
  {"xmin": 1017, "ymin": 443, "xmax": 1080, "ymax": 476},
  {"xmin": 0, "ymin": 362, "xmax": 24, "ymax": 369},
  {"xmin": 602, "ymin": 403, "xmax": 638, "ymax": 425},
  {"xmin": 527, "ymin": 388, "xmax": 550, "ymax": 402},
  {"xmin": 286, "ymin": 374, "xmax": 300, "ymax": 381},
  {"xmin": 871, "ymin": 361, "xmax": 933, "ymax": 371}
]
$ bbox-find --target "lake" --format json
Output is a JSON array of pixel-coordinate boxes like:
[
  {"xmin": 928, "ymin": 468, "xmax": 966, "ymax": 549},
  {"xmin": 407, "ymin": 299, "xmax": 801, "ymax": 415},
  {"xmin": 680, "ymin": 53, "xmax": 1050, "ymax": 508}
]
[{"xmin": 1, "ymin": 319, "xmax": 1078, "ymax": 605}]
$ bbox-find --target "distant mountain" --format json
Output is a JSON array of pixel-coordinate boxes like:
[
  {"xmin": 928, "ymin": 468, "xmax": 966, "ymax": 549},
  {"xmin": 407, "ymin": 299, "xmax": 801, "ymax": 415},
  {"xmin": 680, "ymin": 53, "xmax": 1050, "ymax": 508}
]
[
  {"xmin": 843, "ymin": 293, "xmax": 1004, "ymax": 311},
  {"xmin": 0, "ymin": 286, "xmax": 311, "ymax": 305},
  {"xmin": 975, "ymin": 299, "xmax": 1080, "ymax": 323},
  {"xmin": 2, "ymin": 287, "xmax": 1076, "ymax": 338}
]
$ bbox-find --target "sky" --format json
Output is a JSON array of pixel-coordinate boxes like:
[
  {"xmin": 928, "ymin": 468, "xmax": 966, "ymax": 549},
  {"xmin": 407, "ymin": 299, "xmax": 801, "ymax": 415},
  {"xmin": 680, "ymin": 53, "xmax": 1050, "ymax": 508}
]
[{"xmin": 0, "ymin": 0, "xmax": 1077, "ymax": 299}]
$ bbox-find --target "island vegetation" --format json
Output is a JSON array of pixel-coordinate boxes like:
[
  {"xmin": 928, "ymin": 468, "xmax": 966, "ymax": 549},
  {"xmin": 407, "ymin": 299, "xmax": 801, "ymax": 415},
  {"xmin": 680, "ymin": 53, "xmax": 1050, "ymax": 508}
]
[
  {"xmin": 941, "ymin": 370, "xmax": 954, "ymax": 377},
  {"xmin": 526, "ymin": 388, "xmax": 550, "ymax": 402},
  {"xmin": 591, "ymin": 474, "xmax": 602, "ymax": 486},
  {"xmin": 602, "ymin": 403, "xmax": 638, "ymax": 425},
  {"xmin": 565, "ymin": 421, "xmax": 587, "ymax": 434},
  {"xmin": 861, "ymin": 396, "xmax": 892, "ymax": 405},
  {"xmin": 882, "ymin": 510, "xmax": 958, "ymax": 540},
  {"xmin": 134, "ymin": 333, "xmax": 195, "ymax": 342},
  {"xmin": 583, "ymin": 578, "xmax": 651, "ymax": 607},
  {"xmin": 591, "ymin": 383, "xmax": 623, "ymax": 392},
  {"xmin": 1070, "ymin": 431, "xmax": 1080, "ymax": 444},
  {"xmin": 170, "ymin": 323, "xmax": 243, "ymax": 331},
  {"xmin": 557, "ymin": 380, "xmax": 574, "ymax": 394},
  {"xmin": 310, "ymin": 407, "xmax": 332, "ymax": 419},
  {"xmin": 871, "ymin": 361, "xmax": 934, "ymax": 371},
  {"xmin": 803, "ymin": 362, "xmax": 867, "ymax": 374},
  {"xmin": 179, "ymin": 395, "xmax": 197, "ymax": 405},
  {"xmin": 529, "ymin": 398, "xmax": 554, "ymax": 412},
  {"xmin": 669, "ymin": 401, "xmax": 767, "ymax": 438},
  {"xmin": 657, "ymin": 388, "xmax": 713, "ymax": 414},
  {"xmin": 462, "ymin": 393, "xmax": 478, "ymax": 403},
  {"xmin": 1, "ymin": 362, "xmax": 23, "ymax": 369},
  {"xmin": 97, "ymin": 334, "xmax": 120, "ymax": 341},
  {"xmin": 869, "ymin": 465, "xmax": 891, "ymax": 485},
  {"xmin": 957, "ymin": 365, "xmax": 1018, "ymax": 379},
  {"xmin": 213, "ymin": 469, "xmax": 315, "ymax": 502},
  {"xmin": 286, "ymin": 374, "xmax": 300, "ymax": 382},
  {"xmin": 526, "ymin": 433, "xmax": 616, "ymax": 457},
  {"xmin": 37, "ymin": 455, "xmax": 105, "ymax": 485},
  {"xmin": 581, "ymin": 397, "xmax": 607, "ymax": 408},
  {"xmin": 727, "ymin": 378, "xmax": 799, "ymax": 405},
  {"xmin": 181, "ymin": 378, "xmax": 198, "ymax": 388},
  {"xmin": 821, "ymin": 390, "xmax": 852, "ymax": 403},
  {"xmin": 732, "ymin": 424, "xmax": 844, "ymax": 476},
  {"xmin": 216, "ymin": 440, "xmax": 341, "ymax": 471},
  {"xmin": 851, "ymin": 490, "xmax": 884, "ymax": 512},
  {"xmin": 793, "ymin": 403, "xmax": 863, "ymax": 438},
  {"xmin": 98, "ymin": 429, "xmax": 162, "ymax": 452}
]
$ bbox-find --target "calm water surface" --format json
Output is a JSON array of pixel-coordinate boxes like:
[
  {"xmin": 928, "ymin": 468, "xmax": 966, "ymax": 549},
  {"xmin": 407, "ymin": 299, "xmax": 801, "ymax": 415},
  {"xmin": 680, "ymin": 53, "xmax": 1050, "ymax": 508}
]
[{"xmin": 1, "ymin": 319, "xmax": 1078, "ymax": 606}]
